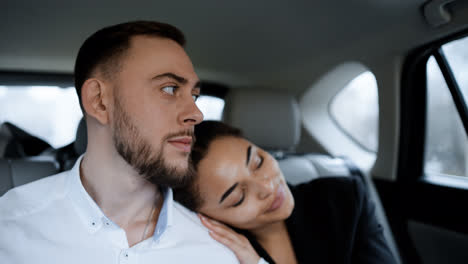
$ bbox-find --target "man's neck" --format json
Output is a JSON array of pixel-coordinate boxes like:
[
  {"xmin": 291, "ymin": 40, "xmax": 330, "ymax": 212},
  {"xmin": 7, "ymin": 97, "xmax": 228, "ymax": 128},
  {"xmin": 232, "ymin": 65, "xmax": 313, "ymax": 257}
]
[{"xmin": 79, "ymin": 151, "xmax": 163, "ymax": 229}]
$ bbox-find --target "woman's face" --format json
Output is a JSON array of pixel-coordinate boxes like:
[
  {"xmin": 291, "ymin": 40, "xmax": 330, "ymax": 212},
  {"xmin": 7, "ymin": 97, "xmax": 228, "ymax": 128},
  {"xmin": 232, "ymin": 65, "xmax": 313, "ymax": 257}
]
[{"xmin": 196, "ymin": 136, "xmax": 294, "ymax": 231}]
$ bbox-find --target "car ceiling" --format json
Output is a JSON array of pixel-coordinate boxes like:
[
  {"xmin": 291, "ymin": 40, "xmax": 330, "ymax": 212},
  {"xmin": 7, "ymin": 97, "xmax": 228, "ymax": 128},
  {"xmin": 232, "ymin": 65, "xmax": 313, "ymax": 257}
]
[{"xmin": 2, "ymin": 0, "xmax": 468, "ymax": 93}]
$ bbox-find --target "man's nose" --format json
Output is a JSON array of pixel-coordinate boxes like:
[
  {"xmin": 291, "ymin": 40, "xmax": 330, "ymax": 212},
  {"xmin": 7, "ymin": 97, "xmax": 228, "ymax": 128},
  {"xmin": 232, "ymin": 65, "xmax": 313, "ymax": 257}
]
[{"xmin": 178, "ymin": 94, "xmax": 204, "ymax": 126}]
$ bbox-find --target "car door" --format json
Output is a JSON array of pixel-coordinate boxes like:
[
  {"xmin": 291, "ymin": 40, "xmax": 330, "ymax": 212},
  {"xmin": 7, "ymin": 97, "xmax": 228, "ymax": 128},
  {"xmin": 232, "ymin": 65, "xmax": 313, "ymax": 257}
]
[{"xmin": 375, "ymin": 31, "xmax": 468, "ymax": 264}]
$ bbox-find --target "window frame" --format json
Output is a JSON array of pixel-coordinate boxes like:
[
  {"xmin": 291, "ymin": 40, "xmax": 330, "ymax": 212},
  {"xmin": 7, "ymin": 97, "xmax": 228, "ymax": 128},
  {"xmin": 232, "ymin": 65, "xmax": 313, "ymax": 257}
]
[
  {"xmin": 382, "ymin": 30, "xmax": 468, "ymax": 264},
  {"xmin": 0, "ymin": 71, "xmax": 74, "ymax": 87},
  {"xmin": 398, "ymin": 30, "xmax": 468, "ymax": 184},
  {"xmin": 327, "ymin": 71, "xmax": 379, "ymax": 153},
  {"xmin": 433, "ymin": 48, "xmax": 468, "ymax": 132}
]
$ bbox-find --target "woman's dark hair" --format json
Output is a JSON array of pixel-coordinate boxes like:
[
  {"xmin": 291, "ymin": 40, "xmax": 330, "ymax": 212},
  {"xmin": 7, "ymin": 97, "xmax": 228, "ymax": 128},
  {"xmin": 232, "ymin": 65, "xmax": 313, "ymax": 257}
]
[{"xmin": 174, "ymin": 121, "xmax": 243, "ymax": 211}]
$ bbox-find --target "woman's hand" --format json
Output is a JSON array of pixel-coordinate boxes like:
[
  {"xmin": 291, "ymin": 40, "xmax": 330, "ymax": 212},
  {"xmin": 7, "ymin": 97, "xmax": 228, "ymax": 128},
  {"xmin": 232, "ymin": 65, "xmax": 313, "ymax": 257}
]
[{"xmin": 199, "ymin": 214, "xmax": 262, "ymax": 264}]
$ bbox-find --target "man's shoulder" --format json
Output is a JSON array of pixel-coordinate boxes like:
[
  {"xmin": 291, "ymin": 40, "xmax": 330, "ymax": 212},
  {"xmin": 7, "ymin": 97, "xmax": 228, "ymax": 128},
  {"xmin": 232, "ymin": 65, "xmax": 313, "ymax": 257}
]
[
  {"xmin": 171, "ymin": 202, "xmax": 238, "ymax": 260},
  {"xmin": 172, "ymin": 201, "xmax": 216, "ymax": 239},
  {"xmin": 0, "ymin": 171, "xmax": 70, "ymax": 220}
]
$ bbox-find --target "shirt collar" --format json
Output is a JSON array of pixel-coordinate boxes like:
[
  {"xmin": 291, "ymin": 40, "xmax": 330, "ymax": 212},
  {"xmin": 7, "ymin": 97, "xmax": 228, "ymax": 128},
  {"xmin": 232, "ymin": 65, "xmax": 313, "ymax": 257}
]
[
  {"xmin": 67, "ymin": 155, "xmax": 175, "ymax": 237},
  {"xmin": 152, "ymin": 187, "xmax": 173, "ymax": 241},
  {"xmin": 68, "ymin": 155, "xmax": 108, "ymax": 234}
]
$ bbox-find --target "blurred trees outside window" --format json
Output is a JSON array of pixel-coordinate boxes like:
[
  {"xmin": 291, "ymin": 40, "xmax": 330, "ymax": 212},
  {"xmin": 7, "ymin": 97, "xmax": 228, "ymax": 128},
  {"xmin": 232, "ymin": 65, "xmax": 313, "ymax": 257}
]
[{"xmin": 425, "ymin": 36, "xmax": 468, "ymax": 177}]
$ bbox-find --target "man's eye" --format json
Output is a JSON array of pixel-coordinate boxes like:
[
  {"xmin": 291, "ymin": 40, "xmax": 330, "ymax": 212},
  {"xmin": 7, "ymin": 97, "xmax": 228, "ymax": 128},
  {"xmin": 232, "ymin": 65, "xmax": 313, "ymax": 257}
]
[
  {"xmin": 192, "ymin": 94, "xmax": 200, "ymax": 101},
  {"xmin": 162, "ymin": 86, "xmax": 177, "ymax": 95}
]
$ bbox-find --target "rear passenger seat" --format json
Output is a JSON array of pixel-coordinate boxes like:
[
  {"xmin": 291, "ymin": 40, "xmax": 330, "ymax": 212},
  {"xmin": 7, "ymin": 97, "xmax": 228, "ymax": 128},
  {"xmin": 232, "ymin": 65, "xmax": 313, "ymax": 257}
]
[
  {"xmin": 0, "ymin": 157, "xmax": 59, "ymax": 196},
  {"xmin": 0, "ymin": 90, "xmax": 401, "ymax": 263},
  {"xmin": 223, "ymin": 89, "xmax": 402, "ymax": 264},
  {"xmin": 0, "ymin": 122, "xmax": 60, "ymax": 196}
]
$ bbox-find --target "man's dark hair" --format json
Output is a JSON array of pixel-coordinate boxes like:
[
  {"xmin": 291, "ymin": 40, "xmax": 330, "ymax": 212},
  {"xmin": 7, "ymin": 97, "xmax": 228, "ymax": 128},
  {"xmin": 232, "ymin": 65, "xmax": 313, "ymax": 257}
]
[
  {"xmin": 174, "ymin": 121, "xmax": 243, "ymax": 211},
  {"xmin": 74, "ymin": 20, "xmax": 186, "ymax": 112}
]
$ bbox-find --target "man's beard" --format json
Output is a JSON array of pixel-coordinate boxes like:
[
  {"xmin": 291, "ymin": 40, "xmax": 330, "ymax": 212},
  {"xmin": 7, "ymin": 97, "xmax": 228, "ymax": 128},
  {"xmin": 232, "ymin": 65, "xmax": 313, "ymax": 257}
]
[{"xmin": 112, "ymin": 97, "xmax": 195, "ymax": 189}]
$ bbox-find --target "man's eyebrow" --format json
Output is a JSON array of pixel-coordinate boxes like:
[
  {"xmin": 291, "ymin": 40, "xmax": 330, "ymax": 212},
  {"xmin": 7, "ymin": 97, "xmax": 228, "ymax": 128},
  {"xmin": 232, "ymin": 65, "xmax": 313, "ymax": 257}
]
[
  {"xmin": 152, "ymin": 72, "xmax": 188, "ymax": 85},
  {"xmin": 246, "ymin": 145, "xmax": 252, "ymax": 166},
  {"xmin": 219, "ymin": 182, "xmax": 239, "ymax": 204}
]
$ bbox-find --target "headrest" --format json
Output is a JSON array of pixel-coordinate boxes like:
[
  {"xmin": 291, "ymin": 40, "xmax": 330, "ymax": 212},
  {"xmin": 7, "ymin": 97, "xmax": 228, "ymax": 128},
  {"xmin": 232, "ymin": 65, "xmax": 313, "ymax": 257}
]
[
  {"xmin": 0, "ymin": 122, "xmax": 51, "ymax": 158},
  {"xmin": 224, "ymin": 89, "xmax": 301, "ymax": 151},
  {"xmin": 0, "ymin": 157, "xmax": 59, "ymax": 196},
  {"xmin": 74, "ymin": 118, "xmax": 87, "ymax": 155}
]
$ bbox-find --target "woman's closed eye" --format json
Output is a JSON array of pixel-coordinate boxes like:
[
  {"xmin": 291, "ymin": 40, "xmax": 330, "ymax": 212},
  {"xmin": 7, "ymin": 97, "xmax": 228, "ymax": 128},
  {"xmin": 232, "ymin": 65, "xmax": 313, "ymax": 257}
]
[
  {"xmin": 232, "ymin": 192, "xmax": 245, "ymax": 207},
  {"xmin": 255, "ymin": 156, "xmax": 264, "ymax": 170}
]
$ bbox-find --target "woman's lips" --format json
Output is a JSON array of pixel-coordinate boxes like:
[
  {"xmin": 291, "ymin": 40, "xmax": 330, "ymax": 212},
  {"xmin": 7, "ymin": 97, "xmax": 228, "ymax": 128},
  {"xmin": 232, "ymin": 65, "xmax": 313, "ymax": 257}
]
[
  {"xmin": 168, "ymin": 137, "xmax": 192, "ymax": 152},
  {"xmin": 266, "ymin": 184, "xmax": 285, "ymax": 213}
]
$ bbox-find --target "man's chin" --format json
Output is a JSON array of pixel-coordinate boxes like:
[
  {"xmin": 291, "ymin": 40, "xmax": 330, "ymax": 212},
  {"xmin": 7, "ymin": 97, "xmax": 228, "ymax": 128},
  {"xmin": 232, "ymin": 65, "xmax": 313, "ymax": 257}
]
[
  {"xmin": 164, "ymin": 147, "xmax": 191, "ymax": 164},
  {"xmin": 167, "ymin": 145, "xmax": 191, "ymax": 158},
  {"xmin": 165, "ymin": 160, "xmax": 189, "ymax": 175}
]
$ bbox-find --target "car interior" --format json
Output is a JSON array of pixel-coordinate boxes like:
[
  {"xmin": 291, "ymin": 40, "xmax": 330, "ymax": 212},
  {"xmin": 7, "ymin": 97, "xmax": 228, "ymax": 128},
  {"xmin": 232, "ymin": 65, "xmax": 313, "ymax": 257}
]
[{"xmin": 1, "ymin": 1, "xmax": 468, "ymax": 263}]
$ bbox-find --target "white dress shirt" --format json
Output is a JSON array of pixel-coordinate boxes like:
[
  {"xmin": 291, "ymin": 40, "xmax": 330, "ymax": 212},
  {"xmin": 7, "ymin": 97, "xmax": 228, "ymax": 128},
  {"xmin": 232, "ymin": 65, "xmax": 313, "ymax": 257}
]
[{"xmin": 0, "ymin": 156, "xmax": 239, "ymax": 264}]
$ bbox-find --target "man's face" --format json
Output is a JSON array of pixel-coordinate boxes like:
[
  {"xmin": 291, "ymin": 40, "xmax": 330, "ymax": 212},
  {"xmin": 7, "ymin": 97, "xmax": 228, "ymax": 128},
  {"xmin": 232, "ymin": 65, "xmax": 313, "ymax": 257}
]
[{"xmin": 110, "ymin": 35, "xmax": 203, "ymax": 187}]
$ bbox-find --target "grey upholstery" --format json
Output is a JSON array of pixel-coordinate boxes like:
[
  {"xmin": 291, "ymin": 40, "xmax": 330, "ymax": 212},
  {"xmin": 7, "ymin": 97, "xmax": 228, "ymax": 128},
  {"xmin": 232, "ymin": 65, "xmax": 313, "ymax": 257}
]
[
  {"xmin": 0, "ymin": 157, "xmax": 59, "ymax": 196},
  {"xmin": 74, "ymin": 117, "xmax": 87, "ymax": 155},
  {"xmin": 0, "ymin": 159, "xmax": 13, "ymax": 196},
  {"xmin": 0, "ymin": 124, "xmax": 13, "ymax": 157},
  {"xmin": 223, "ymin": 88, "xmax": 401, "ymax": 264},
  {"xmin": 224, "ymin": 89, "xmax": 301, "ymax": 151},
  {"xmin": 277, "ymin": 156, "xmax": 320, "ymax": 185},
  {"xmin": 58, "ymin": 117, "xmax": 87, "ymax": 171},
  {"xmin": 278, "ymin": 154, "xmax": 354, "ymax": 186}
]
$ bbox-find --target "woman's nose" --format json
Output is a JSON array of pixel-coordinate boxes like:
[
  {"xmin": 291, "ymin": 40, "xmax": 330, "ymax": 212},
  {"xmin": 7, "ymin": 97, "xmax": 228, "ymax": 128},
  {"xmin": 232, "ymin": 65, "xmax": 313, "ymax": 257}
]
[{"xmin": 256, "ymin": 174, "xmax": 275, "ymax": 200}]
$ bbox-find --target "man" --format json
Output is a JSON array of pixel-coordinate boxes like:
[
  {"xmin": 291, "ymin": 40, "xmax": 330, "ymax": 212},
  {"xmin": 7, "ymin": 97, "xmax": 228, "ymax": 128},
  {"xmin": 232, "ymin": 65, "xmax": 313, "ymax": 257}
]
[{"xmin": 0, "ymin": 21, "xmax": 238, "ymax": 263}]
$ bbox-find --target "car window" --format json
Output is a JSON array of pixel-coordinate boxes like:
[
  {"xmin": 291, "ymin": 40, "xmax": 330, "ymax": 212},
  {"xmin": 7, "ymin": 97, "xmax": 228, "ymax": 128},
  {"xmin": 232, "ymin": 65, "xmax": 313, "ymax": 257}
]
[
  {"xmin": 425, "ymin": 57, "xmax": 467, "ymax": 176},
  {"xmin": 0, "ymin": 86, "xmax": 224, "ymax": 149},
  {"xmin": 329, "ymin": 71, "xmax": 379, "ymax": 152},
  {"xmin": 196, "ymin": 95, "xmax": 225, "ymax": 121},
  {"xmin": 0, "ymin": 85, "xmax": 82, "ymax": 148},
  {"xmin": 425, "ymin": 35, "xmax": 468, "ymax": 177},
  {"xmin": 442, "ymin": 36, "xmax": 468, "ymax": 103}
]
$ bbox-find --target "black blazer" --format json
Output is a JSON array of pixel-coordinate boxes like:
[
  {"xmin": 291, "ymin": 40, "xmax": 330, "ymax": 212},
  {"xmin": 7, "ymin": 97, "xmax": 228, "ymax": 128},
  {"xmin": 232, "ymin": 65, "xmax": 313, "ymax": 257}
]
[{"xmin": 245, "ymin": 177, "xmax": 397, "ymax": 264}]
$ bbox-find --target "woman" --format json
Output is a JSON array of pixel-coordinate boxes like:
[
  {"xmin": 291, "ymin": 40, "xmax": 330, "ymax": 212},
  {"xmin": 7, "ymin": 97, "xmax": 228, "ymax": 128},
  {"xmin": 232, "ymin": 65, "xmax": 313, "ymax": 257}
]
[{"xmin": 175, "ymin": 121, "xmax": 396, "ymax": 264}]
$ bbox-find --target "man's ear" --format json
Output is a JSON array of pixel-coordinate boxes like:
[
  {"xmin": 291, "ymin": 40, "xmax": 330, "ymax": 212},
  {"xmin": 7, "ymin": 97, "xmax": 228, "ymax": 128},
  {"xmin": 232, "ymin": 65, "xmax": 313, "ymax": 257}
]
[{"xmin": 81, "ymin": 78, "xmax": 111, "ymax": 125}]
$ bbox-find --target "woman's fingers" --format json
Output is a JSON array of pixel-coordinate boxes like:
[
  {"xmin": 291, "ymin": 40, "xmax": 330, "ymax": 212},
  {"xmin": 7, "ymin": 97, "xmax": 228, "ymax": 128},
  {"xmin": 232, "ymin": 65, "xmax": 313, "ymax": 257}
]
[
  {"xmin": 208, "ymin": 228, "xmax": 240, "ymax": 250},
  {"xmin": 198, "ymin": 214, "xmax": 261, "ymax": 264},
  {"xmin": 199, "ymin": 214, "xmax": 242, "ymax": 249},
  {"xmin": 199, "ymin": 214, "xmax": 240, "ymax": 242}
]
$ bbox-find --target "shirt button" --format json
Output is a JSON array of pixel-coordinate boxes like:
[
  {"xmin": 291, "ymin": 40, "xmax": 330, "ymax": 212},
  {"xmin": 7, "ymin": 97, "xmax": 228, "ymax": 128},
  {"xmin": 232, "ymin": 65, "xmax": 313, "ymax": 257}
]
[{"xmin": 120, "ymin": 250, "xmax": 130, "ymax": 263}]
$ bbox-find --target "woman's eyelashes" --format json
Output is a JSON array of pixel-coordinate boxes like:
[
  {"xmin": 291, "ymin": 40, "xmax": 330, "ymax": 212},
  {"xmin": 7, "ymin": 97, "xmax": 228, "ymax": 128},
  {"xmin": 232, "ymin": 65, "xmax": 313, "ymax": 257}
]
[
  {"xmin": 232, "ymin": 193, "xmax": 245, "ymax": 207},
  {"xmin": 256, "ymin": 155, "xmax": 264, "ymax": 170}
]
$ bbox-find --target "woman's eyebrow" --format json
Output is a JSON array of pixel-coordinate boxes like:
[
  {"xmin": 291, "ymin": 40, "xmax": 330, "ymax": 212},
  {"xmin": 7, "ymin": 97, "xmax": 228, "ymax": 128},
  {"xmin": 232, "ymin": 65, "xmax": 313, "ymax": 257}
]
[
  {"xmin": 219, "ymin": 182, "xmax": 238, "ymax": 204},
  {"xmin": 246, "ymin": 145, "xmax": 252, "ymax": 166}
]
